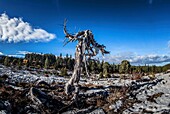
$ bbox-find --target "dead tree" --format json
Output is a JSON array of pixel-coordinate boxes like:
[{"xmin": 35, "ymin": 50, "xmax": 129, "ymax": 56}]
[{"xmin": 63, "ymin": 20, "xmax": 109, "ymax": 101}]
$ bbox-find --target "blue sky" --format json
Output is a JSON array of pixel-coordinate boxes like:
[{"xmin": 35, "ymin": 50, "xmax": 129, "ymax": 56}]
[{"xmin": 0, "ymin": 0, "xmax": 170, "ymax": 65}]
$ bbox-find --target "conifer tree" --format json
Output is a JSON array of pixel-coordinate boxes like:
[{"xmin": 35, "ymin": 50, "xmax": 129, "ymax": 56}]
[{"xmin": 44, "ymin": 57, "xmax": 49, "ymax": 69}]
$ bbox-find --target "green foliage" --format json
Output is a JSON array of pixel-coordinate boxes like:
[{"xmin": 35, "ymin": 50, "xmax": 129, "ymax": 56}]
[
  {"xmin": 4, "ymin": 57, "xmax": 10, "ymax": 66},
  {"xmin": 111, "ymin": 63, "xmax": 116, "ymax": 73},
  {"xmin": 104, "ymin": 71, "xmax": 110, "ymax": 78},
  {"xmin": 119, "ymin": 60, "xmax": 131, "ymax": 74},
  {"xmin": 25, "ymin": 53, "xmax": 74, "ymax": 70},
  {"xmin": 90, "ymin": 61, "xmax": 97, "ymax": 73},
  {"xmin": 97, "ymin": 62, "xmax": 102, "ymax": 73},
  {"xmin": 103, "ymin": 62, "xmax": 109, "ymax": 71},
  {"xmin": 60, "ymin": 67, "xmax": 68, "ymax": 76},
  {"xmin": 99, "ymin": 72, "xmax": 103, "ymax": 79},
  {"xmin": 67, "ymin": 58, "xmax": 73, "ymax": 70},
  {"xmin": 44, "ymin": 57, "xmax": 49, "ymax": 69},
  {"xmin": 162, "ymin": 63, "xmax": 170, "ymax": 72},
  {"xmin": 12, "ymin": 59, "xmax": 18, "ymax": 66},
  {"xmin": 17, "ymin": 59, "xmax": 22, "ymax": 70},
  {"xmin": 1, "ymin": 56, "xmax": 23, "ymax": 68},
  {"xmin": 131, "ymin": 64, "xmax": 164, "ymax": 74},
  {"xmin": 1, "ymin": 52, "xmax": 169, "ymax": 75},
  {"xmin": 54, "ymin": 60, "xmax": 59, "ymax": 70},
  {"xmin": 25, "ymin": 53, "xmax": 56, "ymax": 68},
  {"xmin": 102, "ymin": 62, "xmax": 110, "ymax": 78}
]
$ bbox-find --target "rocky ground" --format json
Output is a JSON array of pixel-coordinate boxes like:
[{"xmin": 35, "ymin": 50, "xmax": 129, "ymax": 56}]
[{"xmin": 0, "ymin": 64, "xmax": 170, "ymax": 114}]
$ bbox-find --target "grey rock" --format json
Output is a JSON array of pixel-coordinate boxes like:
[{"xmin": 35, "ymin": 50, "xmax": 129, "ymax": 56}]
[
  {"xmin": 109, "ymin": 100, "xmax": 122, "ymax": 112},
  {"xmin": 0, "ymin": 110, "xmax": 7, "ymax": 114},
  {"xmin": 62, "ymin": 110, "xmax": 76, "ymax": 114},
  {"xmin": 89, "ymin": 108, "xmax": 105, "ymax": 114}
]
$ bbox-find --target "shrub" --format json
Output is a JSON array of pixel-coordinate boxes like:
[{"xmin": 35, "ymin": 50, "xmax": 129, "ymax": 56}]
[
  {"xmin": 60, "ymin": 67, "xmax": 68, "ymax": 76},
  {"xmin": 103, "ymin": 71, "xmax": 110, "ymax": 78},
  {"xmin": 99, "ymin": 72, "xmax": 103, "ymax": 79}
]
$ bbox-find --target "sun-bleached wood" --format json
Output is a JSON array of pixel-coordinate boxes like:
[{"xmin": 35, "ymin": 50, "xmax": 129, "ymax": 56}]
[{"xmin": 63, "ymin": 19, "xmax": 109, "ymax": 101}]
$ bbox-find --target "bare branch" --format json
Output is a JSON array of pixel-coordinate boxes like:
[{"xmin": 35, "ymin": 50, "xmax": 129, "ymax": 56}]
[{"xmin": 63, "ymin": 19, "xmax": 75, "ymax": 40}]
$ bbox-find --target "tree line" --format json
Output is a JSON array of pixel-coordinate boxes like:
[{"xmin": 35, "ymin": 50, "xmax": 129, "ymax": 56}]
[{"xmin": 0, "ymin": 53, "xmax": 170, "ymax": 77}]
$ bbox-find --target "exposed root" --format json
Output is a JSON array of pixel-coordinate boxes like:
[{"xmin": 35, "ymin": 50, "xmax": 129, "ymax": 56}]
[{"xmin": 27, "ymin": 87, "xmax": 43, "ymax": 106}]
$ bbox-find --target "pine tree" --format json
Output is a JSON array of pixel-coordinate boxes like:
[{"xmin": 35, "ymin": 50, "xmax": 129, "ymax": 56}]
[
  {"xmin": 67, "ymin": 58, "xmax": 72, "ymax": 70},
  {"xmin": 103, "ymin": 62, "xmax": 110, "ymax": 78},
  {"xmin": 44, "ymin": 57, "xmax": 49, "ymax": 69},
  {"xmin": 70, "ymin": 54, "xmax": 72, "ymax": 59},
  {"xmin": 99, "ymin": 72, "xmax": 103, "ymax": 79},
  {"xmin": 54, "ymin": 61, "xmax": 59, "ymax": 70},
  {"xmin": 97, "ymin": 62, "xmax": 102, "ymax": 73},
  {"xmin": 119, "ymin": 60, "xmax": 131, "ymax": 74},
  {"xmin": 12, "ymin": 59, "xmax": 18, "ymax": 66},
  {"xmin": 112, "ymin": 63, "xmax": 116, "ymax": 73},
  {"xmin": 60, "ymin": 53, "xmax": 62, "ymax": 58},
  {"xmin": 90, "ymin": 61, "xmax": 96, "ymax": 73},
  {"xmin": 4, "ymin": 57, "xmax": 10, "ymax": 66},
  {"xmin": 18, "ymin": 59, "xmax": 22, "ymax": 70},
  {"xmin": 66, "ymin": 53, "xmax": 69, "ymax": 59}
]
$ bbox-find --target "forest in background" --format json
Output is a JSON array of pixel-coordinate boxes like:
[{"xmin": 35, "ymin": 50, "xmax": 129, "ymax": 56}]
[{"xmin": 0, "ymin": 53, "xmax": 170, "ymax": 77}]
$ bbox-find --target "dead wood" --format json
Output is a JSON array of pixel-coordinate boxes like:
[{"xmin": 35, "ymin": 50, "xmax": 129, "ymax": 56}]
[{"xmin": 63, "ymin": 20, "xmax": 109, "ymax": 102}]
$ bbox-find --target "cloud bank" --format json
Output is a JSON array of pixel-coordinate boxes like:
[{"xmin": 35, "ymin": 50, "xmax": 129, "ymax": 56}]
[
  {"xmin": 0, "ymin": 52, "xmax": 3, "ymax": 55},
  {"xmin": 0, "ymin": 13, "xmax": 55, "ymax": 43},
  {"xmin": 16, "ymin": 51, "xmax": 32, "ymax": 55},
  {"xmin": 103, "ymin": 52, "xmax": 170, "ymax": 65},
  {"xmin": 8, "ymin": 51, "xmax": 43, "ymax": 58}
]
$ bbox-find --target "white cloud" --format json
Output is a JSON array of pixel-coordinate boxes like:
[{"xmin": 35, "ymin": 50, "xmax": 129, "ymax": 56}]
[
  {"xmin": 7, "ymin": 51, "xmax": 33, "ymax": 58},
  {"xmin": 8, "ymin": 54, "xmax": 24, "ymax": 58},
  {"xmin": 131, "ymin": 54, "xmax": 170, "ymax": 64},
  {"xmin": 6, "ymin": 51, "xmax": 42, "ymax": 58},
  {"xmin": 0, "ymin": 52, "xmax": 3, "ymax": 55},
  {"xmin": 16, "ymin": 51, "xmax": 32, "ymax": 55},
  {"xmin": 102, "ymin": 52, "xmax": 170, "ymax": 65},
  {"xmin": 0, "ymin": 13, "xmax": 56, "ymax": 43}
]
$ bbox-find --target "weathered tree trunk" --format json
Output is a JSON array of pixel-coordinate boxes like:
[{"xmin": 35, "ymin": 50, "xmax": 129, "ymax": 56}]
[
  {"xmin": 63, "ymin": 20, "xmax": 109, "ymax": 102},
  {"xmin": 65, "ymin": 41, "xmax": 83, "ymax": 101}
]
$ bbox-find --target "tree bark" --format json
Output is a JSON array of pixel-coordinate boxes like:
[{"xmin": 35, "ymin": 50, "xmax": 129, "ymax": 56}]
[{"xmin": 65, "ymin": 41, "xmax": 83, "ymax": 101}]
